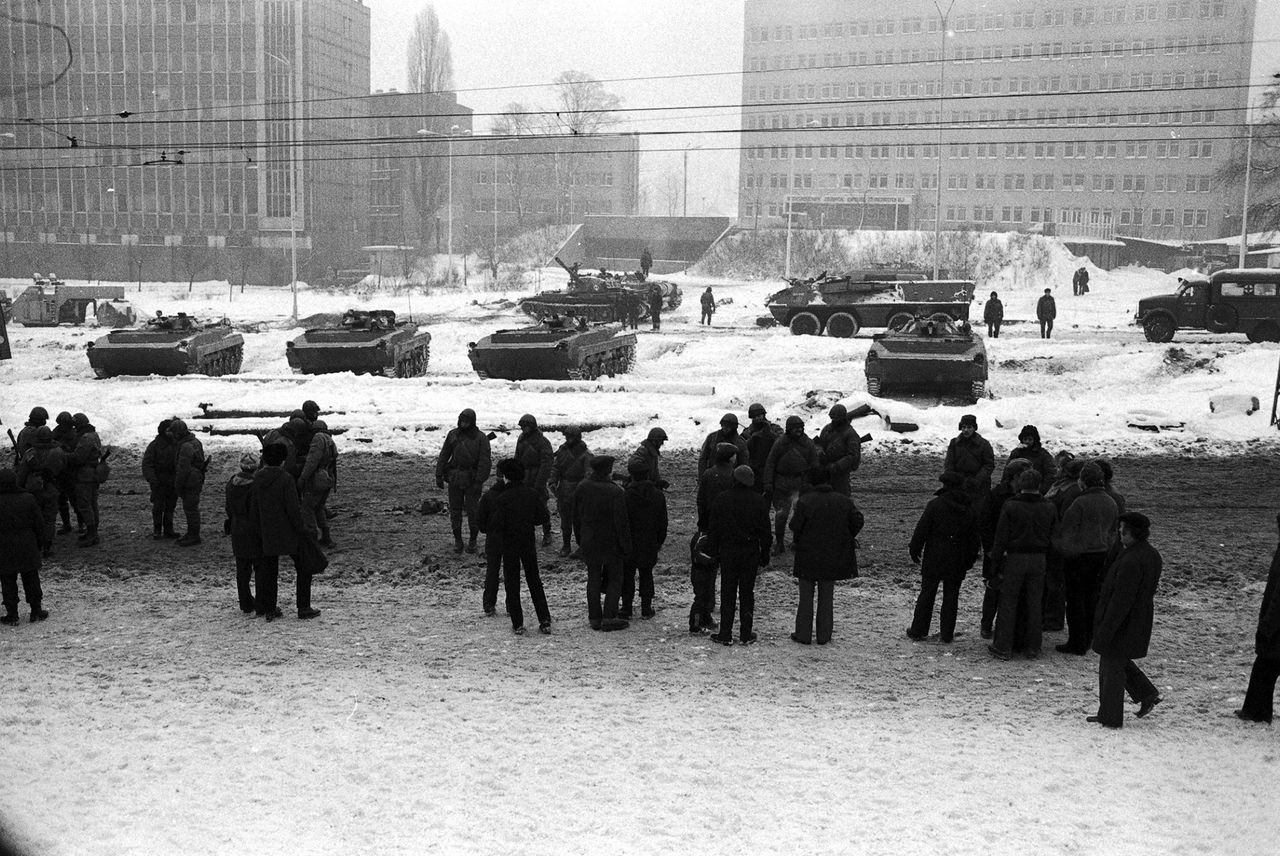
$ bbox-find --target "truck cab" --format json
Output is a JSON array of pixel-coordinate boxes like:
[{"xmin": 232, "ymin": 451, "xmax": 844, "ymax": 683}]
[{"xmin": 1135, "ymin": 268, "xmax": 1280, "ymax": 343}]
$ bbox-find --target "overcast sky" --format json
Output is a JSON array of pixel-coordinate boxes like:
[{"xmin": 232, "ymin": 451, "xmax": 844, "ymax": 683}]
[{"xmin": 365, "ymin": 0, "xmax": 1280, "ymax": 218}]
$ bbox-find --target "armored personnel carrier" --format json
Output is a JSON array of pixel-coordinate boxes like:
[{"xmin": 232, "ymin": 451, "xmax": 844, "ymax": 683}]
[
  {"xmin": 863, "ymin": 314, "xmax": 988, "ymax": 401},
  {"xmin": 285, "ymin": 309, "xmax": 431, "ymax": 377},
  {"xmin": 468, "ymin": 316, "xmax": 638, "ymax": 381},
  {"xmin": 86, "ymin": 312, "xmax": 244, "ymax": 378},
  {"xmin": 518, "ymin": 257, "xmax": 681, "ymax": 323},
  {"xmin": 766, "ymin": 272, "xmax": 973, "ymax": 337}
]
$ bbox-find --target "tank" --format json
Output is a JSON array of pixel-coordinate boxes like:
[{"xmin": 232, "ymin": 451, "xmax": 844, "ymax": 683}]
[
  {"xmin": 863, "ymin": 314, "xmax": 988, "ymax": 401},
  {"xmin": 518, "ymin": 257, "xmax": 681, "ymax": 323},
  {"xmin": 285, "ymin": 309, "xmax": 432, "ymax": 377},
  {"xmin": 86, "ymin": 312, "xmax": 244, "ymax": 378},
  {"xmin": 468, "ymin": 316, "xmax": 638, "ymax": 381}
]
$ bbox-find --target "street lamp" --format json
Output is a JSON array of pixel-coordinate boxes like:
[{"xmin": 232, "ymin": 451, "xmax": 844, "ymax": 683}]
[
  {"xmin": 932, "ymin": 0, "xmax": 956, "ymax": 280},
  {"xmin": 265, "ymin": 50, "xmax": 299, "ymax": 324},
  {"xmin": 1238, "ymin": 75, "xmax": 1280, "ymax": 268},
  {"xmin": 418, "ymin": 124, "xmax": 470, "ymax": 284}
]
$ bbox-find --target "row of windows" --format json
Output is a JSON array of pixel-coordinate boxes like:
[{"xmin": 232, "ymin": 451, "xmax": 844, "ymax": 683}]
[
  {"xmin": 473, "ymin": 171, "xmax": 615, "ymax": 188},
  {"xmin": 743, "ymin": 171, "xmax": 1214, "ymax": 194},
  {"xmin": 745, "ymin": 2, "xmax": 1228, "ymax": 43},
  {"xmin": 745, "ymin": 104, "xmax": 1222, "ymax": 131},
  {"xmin": 741, "ymin": 202, "xmax": 1214, "ymax": 230},
  {"xmin": 743, "ymin": 138, "xmax": 1218, "ymax": 162},
  {"xmin": 470, "ymin": 197, "xmax": 615, "ymax": 215}
]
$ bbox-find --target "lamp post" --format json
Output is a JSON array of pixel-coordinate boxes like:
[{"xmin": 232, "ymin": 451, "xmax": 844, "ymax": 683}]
[
  {"xmin": 1238, "ymin": 76, "xmax": 1279, "ymax": 268},
  {"xmin": 493, "ymin": 145, "xmax": 499, "ymax": 282},
  {"xmin": 418, "ymin": 125, "xmax": 469, "ymax": 283},
  {"xmin": 265, "ymin": 51, "xmax": 299, "ymax": 324},
  {"xmin": 932, "ymin": 0, "xmax": 955, "ymax": 280},
  {"xmin": 784, "ymin": 194, "xmax": 796, "ymax": 279}
]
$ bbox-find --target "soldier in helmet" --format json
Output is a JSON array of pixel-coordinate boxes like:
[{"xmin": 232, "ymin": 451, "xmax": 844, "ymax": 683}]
[
  {"xmin": 549, "ymin": 426, "xmax": 591, "ymax": 557},
  {"xmin": 14, "ymin": 407, "xmax": 48, "ymax": 462},
  {"xmin": 697, "ymin": 413, "xmax": 748, "ymax": 478},
  {"xmin": 299, "ymin": 420, "xmax": 337, "ymax": 548},
  {"xmin": 435, "ymin": 408, "xmax": 492, "ymax": 553},
  {"xmin": 142, "ymin": 419, "xmax": 178, "ymax": 539},
  {"xmin": 627, "ymin": 427, "xmax": 668, "ymax": 488},
  {"xmin": 816, "ymin": 404, "xmax": 861, "ymax": 497},
  {"xmin": 763, "ymin": 416, "xmax": 818, "ymax": 554},
  {"xmin": 169, "ymin": 418, "xmax": 207, "ymax": 547},
  {"xmin": 14, "ymin": 426, "xmax": 64, "ymax": 557},
  {"xmin": 741, "ymin": 403, "xmax": 782, "ymax": 493},
  {"xmin": 261, "ymin": 415, "xmax": 309, "ymax": 481},
  {"xmin": 51, "ymin": 411, "xmax": 79, "ymax": 534},
  {"xmin": 70, "ymin": 413, "xmax": 103, "ymax": 547},
  {"xmin": 514, "ymin": 414, "xmax": 554, "ymax": 547}
]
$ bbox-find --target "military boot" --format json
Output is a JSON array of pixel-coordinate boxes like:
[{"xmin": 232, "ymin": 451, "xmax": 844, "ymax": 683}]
[
  {"xmin": 452, "ymin": 528, "xmax": 465, "ymax": 554},
  {"xmin": 0, "ymin": 605, "xmax": 18, "ymax": 626},
  {"xmin": 30, "ymin": 602, "xmax": 48, "ymax": 622}
]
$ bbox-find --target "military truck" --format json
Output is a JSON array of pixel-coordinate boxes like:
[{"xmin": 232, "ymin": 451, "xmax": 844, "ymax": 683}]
[
  {"xmin": 766, "ymin": 274, "xmax": 974, "ymax": 337},
  {"xmin": 1135, "ymin": 268, "xmax": 1280, "ymax": 343},
  {"xmin": 8, "ymin": 276, "xmax": 136, "ymax": 327}
]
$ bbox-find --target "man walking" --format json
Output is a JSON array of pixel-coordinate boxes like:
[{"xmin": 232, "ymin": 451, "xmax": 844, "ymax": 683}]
[
  {"xmin": 1089, "ymin": 512, "xmax": 1163, "ymax": 728},
  {"xmin": 1037, "ymin": 288, "xmax": 1057, "ymax": 339},
  {"xmin": 574, "ymin": 456, "xmax": 632, "ymax": 631},
  {"xmin": 436, "ymin": 408, "xmax": 492, "ymax": 554},
  {"xmin": 706, "ymin": 466, "xmax": 772, "ymax": 645}
]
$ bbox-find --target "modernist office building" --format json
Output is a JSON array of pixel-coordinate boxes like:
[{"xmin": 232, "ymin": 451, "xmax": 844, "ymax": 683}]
[
  {"xmin": 0, "ymin": 0, "xmax": 371, "ymax": 282},
  {"xmin": 739, "ymin": 0, "xmax": 1257, "ymax": 241}
]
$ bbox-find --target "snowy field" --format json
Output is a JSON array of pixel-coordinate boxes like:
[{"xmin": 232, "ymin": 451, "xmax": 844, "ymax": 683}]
[{"xmin": 1, "ymin": 242, "xmax": 1279, "ymax": 856}]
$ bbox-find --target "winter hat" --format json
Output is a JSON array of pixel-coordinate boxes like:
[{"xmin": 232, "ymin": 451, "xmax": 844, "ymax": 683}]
[
  {"xmin": 1016, "ymin": 469, "xmax": 1042, "ymax": 492},
  {"xmin": 715, "ymin": 441, "xmax": 738, "ymax": 462},
  {"xmin": 590, "ymin": 455, "xmax": 615, "ymax": 473},
  {"xmin": 1018, "ymin": 425, "xmax": 1040, "ymax": 445},
  {"xmin": 287, "ymin": 417, "xmax": 309, "ymax": 434},
  {"xmin": 28, "ymin": 406, "xmax": 48, "ymax": 424},
  {"xmin": 958, "ymin": 414, "xmax": 978, "ymax": 430},
  {"xmin": 289, "ymin": 409, "xmax": 307, "ymax": 422},
  {"xmin": 747, "ymin": 403, "xmax": 766, "ymax": 419},
  {"xmin": 262, "ymin": 443, "xmax": 288, "ymax": 466},
  {"xmin": 626, "ymin": 459, "xmax": 649, "ymax": 477},
  {"xmin": 939, "ymin": 471, "xmax": 965, "ymax": 487},
  {"xmin": 829, "ymin": 404, "xmax": 848, "ymax": 421},
  {"xmin": 720, "ymin": 413, "xmax": 739, "ymax": 428},
  {"xmin": 785, "ymin": 415, "xmax": 805, "ymax": 431},
  {"xmin": 311, "ymin": 420, "xmax": 328, "ymax": 434},
  {"xmin": 0, "ymin": 469, "xmax": 16, "ymax": 489},
  {"xmin": 458, "ymin": 408, "xmax": 477, "ymax": 427},
  {"xmin": 1118, "ymin": 512, "xmax": 1151, "ymax": 540},
  {"xmin": 1079, "ymin": 462, "xmax": 1104, "ymax": 488},
  {"xmin": 239, "ymin": 453, "xmax": 259, "ymax": 472},
  {"xmin": 989, "ymin": 291, "xmax": 998, "ymax": 299},
  {"xmin": 157, "ymin": 419, "xmax": 173, "ymax": 437},
  {"xmin": 497, "ymin": 458, "xmax": 525, "ymax": 482},
  {"xmin": 1002, "ymin": 458, "xmax": 1032, "ymax": 482},
  {"xmin": 518, "ymin": 414, "xmax": 537, "ymax": 428},
  {"xmin": 732, "ymin": 465, "xmax": 754, "ymax": 486},
  {"xmin": 647, "ymin": 427, "xmax": 668, "ymax": 443},
  {"xmin": 168, "ymin": 418, "xmax": 189, "ymax": 438},
  {"xmin": 1064, "ymin": 458, "xmax": 1085, "ymax": 478}
]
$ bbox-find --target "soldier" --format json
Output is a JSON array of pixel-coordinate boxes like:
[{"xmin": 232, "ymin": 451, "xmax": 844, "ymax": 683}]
[
  {"xmin": 648, "ymin": 282, "xmax": 663, "ymax": 331},
  {"xmin": 697, "ymin": 413, "xmax": 748, "ymax": 478},
  {"xmin": 573, "ymin": 455, "xmax": 632, "ymax": 631},
  {"xmin": 983, "ymin": 291, "xmax": 1004, "ymax": 338},
  {"xmin": 640, "ymin": 246, "xmax": 653, "ymax": 279},
  {"xmin": 700, "ymin": 286, "xmax": 716, "ymax": 325},
  {"xmin": 1037, "ymin": 288, "xmax": 1057, "ymax": 339},
  {"xmin": 70, "ymin": 413, "xmax": 103, "ymax": 548},
  {"xmin": 435, "ymin": 408, "xmax": 492, "ymax": 554},
  {"xmin": 763, "ymin": 416, "xmax": 818, "ymax": 554},
  {"xmin": 261, "ymin": 416, "xmax": 308, "ymax": 481},
  {"xmin": 741, "ymin": 403, "xmax": 782, "ymax": 493},
  {"xmin": 0, "ymin": 468, "xmax": 47, "ymax": 625},
  {"xmin": 816, "ymin": 404, "xmax": 861, "ymax": 497},
  {"xmin": 514, "ymin": 414, "xmax": 554, "ymax": 547},
  {"xmin": 15, "ymin": 427, "xmax": 64, "ymax": 558},
  {"xmin": 549, "ymin": 427, "xmax": 591, "ymax": 557},
  {"xmin": 943, "ymin": 414, "xmax": 995, "ymax": 497},
  {"xmin": 141, "ymin": 419, "xmax": 178, "ymax": 539},
  {"xmin": 51, "ymin": 411, "xmax": 78, "ymax": 534},
  {"xmin": 626, "ymin": 427, "xmax": 668, "ymax": 488},
  {"xmin": 706, "ymin": 466, "xmax": 772, "ymax": 645},
  {"xmin": 622, "ymin": 459, "xmax": 668, "ymax": 620},
  {"xmin": 224, "ymin": 452, "xmax": 260, "ymax": 615},
  {"xmin": 14, "ymin": 407, "xmax": 48, "ymax": 462},
  {"xmin": 299, "ymin": 419, "xmax": 337, "ymax": 547},
  {"xmin": 170, "ymin": 418, "xmax": 207, "ymax": 547}
]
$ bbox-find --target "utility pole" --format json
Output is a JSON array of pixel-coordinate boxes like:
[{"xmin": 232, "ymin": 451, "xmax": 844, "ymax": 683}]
[{"xmin": 932, "ymin": 0, "xmax": 955, "ymax": 280}]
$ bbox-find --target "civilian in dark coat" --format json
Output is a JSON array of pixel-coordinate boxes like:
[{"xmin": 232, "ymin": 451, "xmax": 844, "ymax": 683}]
[
  {"xmin": 1043, "ymin": 455, "xmax": 1085, "ymax": 632},
  {"xmin": 253, "ymin": 443, "xmax": 312, "ymax": 621},
  {"xmin": 1054, "ymin": 463, "xmax": 1119, "ymax": 656},
  {"xmin": 435, "ymin": 408, "xmax": 492, "ymax": 553},
  {"xmin": 983, "ymin": 291, "xmax": 1004, "ymax": 338},
  {"xmin": 573, "ymin": 456, "xmax": 632, "ymax": 630},
  {"xmin": 141, "ymin": 419, "xmax": 178, "ymax": 539},
  {"xmin": 943, "ymin": 414, "xmax": 995, "ymax": 496},
  {"xmin": 475, "ymin": 472, "xmax": 509, "ymax": 617},
  {"xmin": 789, "ymin": 466, "xmax": 863, "ymax": 645},
  {"xmin": 1036, "ymin": 288, "xmax": 1056, "ymax": 338},
  {"xmin": 549, "ymin": 428, "xmax": 591, "ymax": 556},
  {"xmin": 979, "ymin": 459, "xmax": 1032, "ymax": 638},
  {"xmin": 1008, "ymin": 424, "xmax": 1056, "ymax": 493},
  {"xmin": 1238, "ymin": 514, "xmax": 1280, "ymax": 724},
  {"xmin": 816, "ymin": 404, "xmax": 861, "ymax": 497},
  {"xmin": 988, "ymin": 469, "xmax": 1056, "ymax": 660},
  {"xmin": 741, "ymin": 403, "xmax": 782, "ymax": 492},
  {"xmin": 908, "ymin": 472, "xmax": 981, "ymax": 643},
  {"xmin": 622, "ymin": 461, "xmax": 669, "ymax": 619},
  {"xmin": 490, "ymin": 459, "xmax": 553, "ymax": 635},
  {"xmin": 0, "ymin": 468, "xmax": 47, "ymax": 624},
  {"xmin": 515, "ymin": 414, "xmax": 554, "ymax": 544},
  {"xmin": 696, "ymin": 443, "xmax": 738, "ymax": 531},
  {"xmin": 1089, "ymin": 513, "xmax": 1163, "ymax": 728},
  {"xmin": 697, "ymin": 414, "xmax": 748, "ymax": 476},
  {"xmin": 706, "ymin": 466, "xmax": 772, "ymax": 644},
  {"xmin": 224, "ymin": 453, "xmax": 261, "ymax": 614}
]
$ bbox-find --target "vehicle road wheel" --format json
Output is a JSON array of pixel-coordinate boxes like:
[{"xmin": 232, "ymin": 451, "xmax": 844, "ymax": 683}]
[
  {"xmin": 788, "ymin": 311, "xmax": 823, "ymax": 336},
  {"xmin": 825, "ymin": 312, "xmax": 860, "ymax": 339},
  {"xmin": 1248, "ymin": 322, "xmax": 1280, "ymax": 344},
  {"xmin": 866, "ymin": 376, "xmax": 881, "ymax": 397},
  {"xmin": 887, "ymin": 312, "xmax": 914, "ymax": 331},
  {"xmin": 970, "ymin": 380, "xmax": 986, "ymax": 401},
  {"xmin": 1206, "ymin": 303, "xmax": 1239, "ymax": 334},
  {"xmin": 1142, "ymin": 314, "xmax": 1176, "ymax": 343}
]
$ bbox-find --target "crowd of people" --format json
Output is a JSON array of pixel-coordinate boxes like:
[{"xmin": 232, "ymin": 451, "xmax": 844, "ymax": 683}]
[{"xmin": 2, "ymin": 396, "xmax": 1278, "ymax": 729}]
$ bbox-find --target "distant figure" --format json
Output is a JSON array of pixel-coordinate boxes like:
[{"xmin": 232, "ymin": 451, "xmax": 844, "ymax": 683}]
[
  {"xmin": 700, "ymin": 287, "xmax": 716, "ymax": 325},
  {"xmin": 983, "ymin": 291, "xmax": 1004, "ymax": 338},
  {"xmin": 649, "ymin": 283, "xmax": 663, "ymax": 331},
  {"xmin": 1072, "ymin": 266, "xmax": 1090, "ymax": 296},
  {"xmin": 640, "ymin": 247, "xmax": 653, "ymax": 279},
  {"xmin": 1236, "ymin": 513, "xmax": 1280, "ymax": 724},
  {"xmin": 1037, "ymin": 288, "xmax": 1057, "ymax": 339}
]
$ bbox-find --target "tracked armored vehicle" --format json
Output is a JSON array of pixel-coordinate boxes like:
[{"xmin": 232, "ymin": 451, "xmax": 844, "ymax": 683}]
[
  {"xmin": 518, "ymin": 257, "xmax": 681, "ymax": 323},
  {"xmin": 86, "ymin": 312, "xmax": 244, "ymax": 378},
  {"xmin": 765, "ymin": 273, "xmax": 973, "ymax": 337},
  {"xmin": 864, "ymin": 314, "xmax": 988, "ymax": 401},
  {"xmin": 468, "ymin": 317, "xmax": 637, "ymax": 381},
  {"xmin": 285, "ymin": 309, "xmax": 431, "ymax": 377}
]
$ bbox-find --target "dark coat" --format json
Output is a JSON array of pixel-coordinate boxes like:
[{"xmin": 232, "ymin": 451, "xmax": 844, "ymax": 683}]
[
  {"xmin": 790, "ymin": 485, "xmax": 863, "ymax": 581},
  {"xmin": 16, "ymin": 443, "xmax": 64, "ymax": 499},
  {"xmin": 300, "ymin": 431, "xmax": 337, "ymax": 493},
  {"xmin": 980, "ymin": 479, "xmax": 1019, "ymax": 555},
  {"xmin": 817, "ymin": 419, "xmax": 861, "ymax": 495},
  {"xmin": 491, "ymin": 483, "xmax": 549, "ymax": 554},
  {"xmin": 944, "ymin": 433, "xmax": 995, "ymax": 491},
  {"xmin": 224, "ymin": 472, "xmax": 261, "ymax": 560},
  {"xmin": 1055, "ymin": 487, "xmax": 1119, "ymax": 556},
  {"xmin": 1255, "ymin": 545, "xmax": 1280, "ymax": 658},
  {"xmin": 764, "ymin": 431, "xmax": 817, "ymax": 494},
  {"xmin": 1036, "ymin": 294, "xmax": 1057, "ymax": 321},
  {"xmin": 71, "ymin": 427, "xmax": 102, "ymax": 483},
  {"xmin": 515, "ymin": 429, "xmax": 554, "ymax": 492},
  {"xmin": 697, "ymin": 428, "xmax": 748, "ymax": 476},
  {"xmin": 1093, "ymin": 539, "xmax": 1162, "ymax": 659},
  {"xmin": 1008, "ymin": 444, "xmax": 1056, "ymax": 492},
  {"xmin": 983, "ymin": 298, "xmax": 1004, "ymax": 324},
  {"xmin": 695, "ymin": 463, "xmax": 736, "ymax": 531},
  {"xmin": 707, "ymin": 483, "xmax": 772, "ymax": 563},
  {"xmin": 436, "ymin": 425, "xmax": 491, "ymax": 490},
  {"xmin": 700, "ymin": 289, "xmax": 716, "ymax": 311},
  {"xmin": 174, "ymin": 432, "xmax": 206, "ymax": 495},
  {"xmin": 909, "ymin": 488, "xmax": 981, "ymax": 580},
  {"xmin": 0, "ymin": 483, "xmax": 44, "ymax": 573},
  {"xmin": 142, "ymin": 434, "xmax": 177, "ymax": 487},
  {"xmin": 742, "ymin": 420, "xmax": 783, "ymax": 477},
  {"xmin": 992, "ymin": 492, "xmax": 1056, "ymax": 558},
  {"xmin": 15, "ymin": 424, "xmax": 43, "ymax": 460},
  {"xmin": 550, "ymin": 439, "xmax": 591, "ymax": 503},
  {"xmin": 624, "ymin": 478, "xmax": 668, "ymax": 568},
  {"xmin": 573, "ymin": 475, "xmax": 631, "ymax": 563},
  {"xmin": 252, "ymin": 466, "xmax": 303, "ymax": 558},
  {"xmin": 475, "ymin": 481, "xmax": 508, "ymax": 558},
  {"xmin": 626, "ymin": 439, "xmax": 662, "ymax": 486}
]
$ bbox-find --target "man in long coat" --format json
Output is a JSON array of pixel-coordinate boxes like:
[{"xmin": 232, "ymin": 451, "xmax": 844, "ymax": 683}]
[
  {"xmin": 253, "ymin": 443, "xmax": 316, "ymax": 621},
  {"xmin": 573, "ymin": 455, "xmax": 632, "ymax": 631},
  {"xmin": 170, "ymin": 418, "xmax": 206, "ymax": 546},
  {"xmin": 1054, "ymin": 462, "xmax": 1119, "ymax": 656},
  {"xmin": 706, "ymin": 466, "xmax": 772, "ymax": 645},
  {"xmin": 224, "ymin": 452, "xmax": 261, "ymax": 615},
  {"xmin": 1036, "ymin": 288, "xmax": 1057, "ymax": 338},
  {"xmin": 988, "ymin": 468, "xmax": 1056, "ymax": 660},
  {"xmin": 15, "ymin": 426, "xmax": 64, "ymax": 557},
  {"xmin": 907, "ymin": 472, "xmax": 981, "ymax": 643},
  {"xmin": 142, "ymin": 419, "xmax": 178, "ymax": 539},
  {"xmin": 1238, "ymin": 513, "xmax": 1280, "ymax": 724},
  {"xmin": 1089, "ymin": 512, "xmax": 1163, "ymax": 728},
  {"xmin": 0, "ymin": 468, "xmax": 47, "ymax": 624},
  {"xmin": 622, "ymin": 460, "xmax": 668, "ymax": 620},
  {"xmin": 943, "ymin": 414, "xmax": 995, "ymax": 497},
  {"xmin": 764, "ymin": 415, "xmax": 817, "ymax": 553},
  {"xmin": 789, "ymin": 466, "xmax": 863, "ymax": 645},
  {"xmin": 514, "ymin": 414, "xmax": 554, "ymax": 546},
  {"xmin": 435, "ymin": 408, "xmax": 492, "ymax": 553},
  {"xmin": 70, "ymin": 413, "xmax": 102, "ymax": 547}
]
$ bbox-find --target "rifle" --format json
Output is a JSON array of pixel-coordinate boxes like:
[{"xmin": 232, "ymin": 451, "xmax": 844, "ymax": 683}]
[{"xmin": 6, "ymin": 427, "xmax": 16, "ymax": 465}]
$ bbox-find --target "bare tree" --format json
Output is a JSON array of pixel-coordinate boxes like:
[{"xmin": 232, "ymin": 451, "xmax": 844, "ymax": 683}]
[
  {"xmin": 405, "ymin": 5, "xmax": 454, "ymax": 93},
  {"xmin": 1217, "ymin": 77, "xmax": 1280, "ymax": 235},
  {"xmin": 544, "ymin": 71, "xmax": 620, "ymax": 135}
]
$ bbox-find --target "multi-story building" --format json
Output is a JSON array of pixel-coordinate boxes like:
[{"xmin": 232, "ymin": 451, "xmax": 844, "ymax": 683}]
[
  {"xmin": 0, "ymin": 0, "xmax": 370, "ymax": 283},
  {"xmin": 739, "ymin": 0, "xmax": 1256, "ymax": 241}
]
